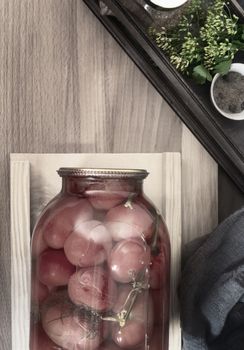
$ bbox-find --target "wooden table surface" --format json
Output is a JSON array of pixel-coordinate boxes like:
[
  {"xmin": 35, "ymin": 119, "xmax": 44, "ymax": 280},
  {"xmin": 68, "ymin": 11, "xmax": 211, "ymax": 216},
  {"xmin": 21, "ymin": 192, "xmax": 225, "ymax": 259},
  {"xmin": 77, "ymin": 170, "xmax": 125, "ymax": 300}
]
[{"xmin": 1, "ymin": 1, "xmax": 242, "ymax": 348}]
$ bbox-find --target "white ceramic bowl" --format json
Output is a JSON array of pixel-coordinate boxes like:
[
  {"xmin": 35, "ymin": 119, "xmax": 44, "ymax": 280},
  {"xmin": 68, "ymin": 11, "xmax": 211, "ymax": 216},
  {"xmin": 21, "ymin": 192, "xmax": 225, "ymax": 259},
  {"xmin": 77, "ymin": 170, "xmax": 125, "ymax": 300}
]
[
  {"xmin": 149, "ymin": 0, "xmax": 188, "ymax": 9},
  {"xmin": 210, "ymin": 63, "xmax": 244, "ymax": 121}
]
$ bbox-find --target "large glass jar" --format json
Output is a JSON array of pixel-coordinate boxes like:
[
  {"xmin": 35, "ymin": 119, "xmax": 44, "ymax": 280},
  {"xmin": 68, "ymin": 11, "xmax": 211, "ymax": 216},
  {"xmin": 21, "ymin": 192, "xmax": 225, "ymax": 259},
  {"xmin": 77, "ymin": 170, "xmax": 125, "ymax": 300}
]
[{"xmin": 30, "ymin": 168, "xmax": 170, "ymax": 350}]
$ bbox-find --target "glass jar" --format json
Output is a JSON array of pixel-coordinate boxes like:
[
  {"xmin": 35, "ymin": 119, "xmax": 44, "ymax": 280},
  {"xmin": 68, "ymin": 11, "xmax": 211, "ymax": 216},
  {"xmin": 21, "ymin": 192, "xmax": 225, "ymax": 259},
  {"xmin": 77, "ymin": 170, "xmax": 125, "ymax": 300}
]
[{"xmin": 30, "ymin": 168, "xmax": 171, "ymax": 350}]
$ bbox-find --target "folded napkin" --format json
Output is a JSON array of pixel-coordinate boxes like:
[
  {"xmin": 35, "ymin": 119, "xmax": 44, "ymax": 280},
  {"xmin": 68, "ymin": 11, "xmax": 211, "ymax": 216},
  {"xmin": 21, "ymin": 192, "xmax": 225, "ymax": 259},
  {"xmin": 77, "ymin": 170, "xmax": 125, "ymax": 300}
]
[{"xmin": 180, "ymin": 208, "xmax": 244, "ymax": 350}]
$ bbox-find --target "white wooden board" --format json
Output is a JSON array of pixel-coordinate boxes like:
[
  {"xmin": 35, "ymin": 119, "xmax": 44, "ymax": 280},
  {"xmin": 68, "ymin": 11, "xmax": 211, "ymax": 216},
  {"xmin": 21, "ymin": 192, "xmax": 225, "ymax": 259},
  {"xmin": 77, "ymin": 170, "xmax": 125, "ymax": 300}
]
[{"xmin": 10, "ymin": 153, "xmax": 181, "ymax": 350}]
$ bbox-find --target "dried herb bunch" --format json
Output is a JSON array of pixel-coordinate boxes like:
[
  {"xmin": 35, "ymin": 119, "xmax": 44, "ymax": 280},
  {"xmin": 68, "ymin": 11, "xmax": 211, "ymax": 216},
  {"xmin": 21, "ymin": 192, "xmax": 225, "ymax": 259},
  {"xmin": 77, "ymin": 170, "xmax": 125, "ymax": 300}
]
[{"xmin": 149, "ymin": 0, "xmax": 244, "ymax": 84}]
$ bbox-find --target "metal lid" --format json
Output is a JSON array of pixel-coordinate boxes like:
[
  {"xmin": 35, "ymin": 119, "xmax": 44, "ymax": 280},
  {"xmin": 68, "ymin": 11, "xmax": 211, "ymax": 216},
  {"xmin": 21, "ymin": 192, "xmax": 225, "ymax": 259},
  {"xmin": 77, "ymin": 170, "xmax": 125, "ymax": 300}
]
[{"xmin": 57, "ymin": 168, "xmax": 149, "ymax": 179}]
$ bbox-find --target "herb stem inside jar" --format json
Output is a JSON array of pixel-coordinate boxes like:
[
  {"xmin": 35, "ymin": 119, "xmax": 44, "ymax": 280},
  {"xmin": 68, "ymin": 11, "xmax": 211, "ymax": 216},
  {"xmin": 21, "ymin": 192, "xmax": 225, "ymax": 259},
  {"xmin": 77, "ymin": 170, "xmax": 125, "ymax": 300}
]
[{"xmin": 102, "ymin": 270, "xmax": 149, "ymax": 327}]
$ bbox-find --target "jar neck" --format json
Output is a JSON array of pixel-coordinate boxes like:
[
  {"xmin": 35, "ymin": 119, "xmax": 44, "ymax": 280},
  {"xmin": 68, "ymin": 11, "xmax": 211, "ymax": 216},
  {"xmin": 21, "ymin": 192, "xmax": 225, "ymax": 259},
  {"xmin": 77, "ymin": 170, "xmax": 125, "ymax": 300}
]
[{"xmin": 61, "ymin": 177, "xmax": 143, "ymax": 195}]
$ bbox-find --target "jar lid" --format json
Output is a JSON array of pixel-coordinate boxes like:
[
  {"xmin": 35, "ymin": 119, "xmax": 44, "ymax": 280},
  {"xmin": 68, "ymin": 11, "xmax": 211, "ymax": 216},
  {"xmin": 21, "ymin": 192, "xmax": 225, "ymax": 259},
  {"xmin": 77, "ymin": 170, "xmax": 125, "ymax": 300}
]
[{"xmin": 57, "ymin": 168, "xmax": 149, "ymax": 179}]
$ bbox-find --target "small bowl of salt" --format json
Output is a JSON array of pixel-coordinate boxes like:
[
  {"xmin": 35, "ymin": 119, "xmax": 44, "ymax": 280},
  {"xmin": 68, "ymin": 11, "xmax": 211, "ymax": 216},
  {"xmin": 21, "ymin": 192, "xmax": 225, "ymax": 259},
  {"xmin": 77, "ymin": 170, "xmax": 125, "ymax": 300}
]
[{"xmin": 210, "ymin": 63, "xmax": 244, "ymax": 121}]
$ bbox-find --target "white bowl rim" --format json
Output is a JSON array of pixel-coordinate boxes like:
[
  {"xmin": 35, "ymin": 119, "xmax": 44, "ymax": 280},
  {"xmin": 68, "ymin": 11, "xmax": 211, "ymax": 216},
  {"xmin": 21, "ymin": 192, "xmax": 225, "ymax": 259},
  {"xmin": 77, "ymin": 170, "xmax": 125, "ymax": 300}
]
[
  {"xmin": 149, "ymin": 0, "xmax": 188, "ymax": 9},
  {"xmin": 210, "ymin": 63, "xmax": 244, "ymax": 121}
]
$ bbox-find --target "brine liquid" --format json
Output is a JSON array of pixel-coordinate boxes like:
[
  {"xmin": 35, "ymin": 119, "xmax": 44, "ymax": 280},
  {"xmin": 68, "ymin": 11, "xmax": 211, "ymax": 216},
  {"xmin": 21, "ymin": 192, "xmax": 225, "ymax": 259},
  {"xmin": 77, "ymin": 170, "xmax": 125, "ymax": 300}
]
[{"xmin": 30, "ymin": 190, "xmax": 170, "ymax": 350}]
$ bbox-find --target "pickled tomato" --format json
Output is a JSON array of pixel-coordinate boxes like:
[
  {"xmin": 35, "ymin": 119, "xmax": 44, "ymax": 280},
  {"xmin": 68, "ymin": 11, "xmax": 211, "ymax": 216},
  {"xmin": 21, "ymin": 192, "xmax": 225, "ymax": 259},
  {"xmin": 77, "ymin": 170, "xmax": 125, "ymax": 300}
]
[
  {"xmin": 150, "ymin": 252, "xmax": 166, "ymax": 290},
  {"xmin": 149, "ymin": 221, "xmax": 168, "ymax": 284},
  {"xmin": 31, "ymin": 225, "xmax": 48, "ymax": 258},
  {"xmin": 41, "ymin": 294, "xmax": 103, "ymax": 350},
  {"xmin": 37, "ymin": 249, "xmax": 75, "ymax": 287},
  {"xmin": 30, "ymin": 323, "xmax": 57, "ymax": 350},
  {"xmin": 98, "ymin": 341, "xmax": 121, "ymax": 350},
  {"xmin": 31, "ymin": 277, "xmax": 49, "ymax": 303},
  {"xmin": 111, "ymin": 289, "xmax": 154, "ymax": 348},
  {"xmin": 108, "ymin": 238, "xmax": 150, "ymax": 283},
  {"xmin": 106, "ymin": 221, "xmax": 143, "ymax": 242},
  {"xmin": 64, "ymin": 220, "xmax": 112, "ymax": 267},
  {"xmin": 42, "ymin": 197, "xmax": 93, "ymax": 249},
  {"xmin": 86, "ymin": 190, "xmax": 127, "ymax": 210},
  {"xmin": 112, "ymin": 285, "xmax": 133, "ymax": 314},
  {"xmin": 68, "ymin": 266, "xmax": 117, "ymax": 311},
  {"xmin": 105, "ymin": 203, "xmax": 154, "ymax": 241}
]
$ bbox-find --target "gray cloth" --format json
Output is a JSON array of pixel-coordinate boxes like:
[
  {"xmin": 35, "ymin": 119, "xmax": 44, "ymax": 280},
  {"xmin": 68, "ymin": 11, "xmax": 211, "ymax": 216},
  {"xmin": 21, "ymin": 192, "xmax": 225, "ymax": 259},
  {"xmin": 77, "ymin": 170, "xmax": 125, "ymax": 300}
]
[{"xmin": 180, "ymin": 208, "xmax": 244, "ymax": 350}]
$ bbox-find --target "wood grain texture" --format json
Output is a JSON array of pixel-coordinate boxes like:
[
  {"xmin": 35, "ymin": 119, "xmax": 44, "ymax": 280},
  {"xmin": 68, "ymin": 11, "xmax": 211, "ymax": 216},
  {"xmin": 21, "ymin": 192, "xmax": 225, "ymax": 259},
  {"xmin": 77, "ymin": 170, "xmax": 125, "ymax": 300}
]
[
  {"xmin": 11, "ymin": 153, "xmax": 182, "ymax": 350},
  {"xmin": 0, "ymin": 0, "xmax": 217, "ymax": 348},
  {"xmin": 12, "ymin": 153, "xmax": 172, "ymax": 227},
  {"xmin": 90, "ymin": 0, "xmax": 244, "ymax": 193},
  {"xmin": 10, "ymin": 161, "xmax": 30, "ymax": 350},
  {"xmin": 162, "ymin": 153, "xmax": 182, "ymax": 350},
  {"xmin": 181, "ymin": 126, "xmax": 218, "ymax": 245}
]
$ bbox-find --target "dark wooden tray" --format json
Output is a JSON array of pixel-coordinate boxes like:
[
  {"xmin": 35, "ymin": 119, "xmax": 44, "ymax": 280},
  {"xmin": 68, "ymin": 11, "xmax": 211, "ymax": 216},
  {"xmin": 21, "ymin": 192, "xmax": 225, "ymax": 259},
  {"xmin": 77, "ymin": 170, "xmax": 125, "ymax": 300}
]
[{"xmin": 83, "ymin": 0, "xmax": 244, "ymax": 193}]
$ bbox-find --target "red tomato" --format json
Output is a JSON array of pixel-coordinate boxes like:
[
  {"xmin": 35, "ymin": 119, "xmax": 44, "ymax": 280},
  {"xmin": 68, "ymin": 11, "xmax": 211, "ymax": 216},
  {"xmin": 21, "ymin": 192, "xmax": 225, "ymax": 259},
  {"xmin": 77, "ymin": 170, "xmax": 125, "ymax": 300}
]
[
  {"xmin": 111, "ymin": 290, "xmax": 154, "ymax": 349},
  {"xmin": 31, "ymin": 226, "xmax": 49, "ymax": 258},
  {"xmin": 64, "ymin": 220, "xmax": 112, "ymax": 267},
  {"xmin": 37, "ymin": 249, "xmax": 75, "ymax": 286},
  {"xmin": 148, "ymin": 218, "xmax": 170, "ymax": 290},
  {"xmin": 30, "ymin": 323, "xmax": 57, "ymax": 350},
  {"xmin": 112, "ymin": 285, "xmax": 132, "ymax": 314},
  {"xmin": 98, "ymin": 341, "xmax": 121, "ymax": 349},
  {"xmin": 105, "ymin": 203, "xmax": 153, "ymax": 241},
  {"xmin": 86, "ymin": 190, "xmax": 127, "ymax": 210},
  {"xmin": 68, "ymin": 266, "xmax": 117, "ymax": 312},
  {"xmin": 31, "ymin": 276, "xmax": 49, "ymax": 303},
  {"xmin": 41, "ymin": 296, "xmax": 103, "ymax": 350},
  {"xmin": 108, "ymin": 238, "xmax": 150, "ymax": 283},
  {"xmin": 41, "ymin": 197, "xmax": 93, "ymax": 249},
  {"xmin": 150, "ymin": 252, "xmax": 166, "ymax": 290},
  {"xmin": 106, "ymin": 221, "xmax": 143, "ymax": 242}
]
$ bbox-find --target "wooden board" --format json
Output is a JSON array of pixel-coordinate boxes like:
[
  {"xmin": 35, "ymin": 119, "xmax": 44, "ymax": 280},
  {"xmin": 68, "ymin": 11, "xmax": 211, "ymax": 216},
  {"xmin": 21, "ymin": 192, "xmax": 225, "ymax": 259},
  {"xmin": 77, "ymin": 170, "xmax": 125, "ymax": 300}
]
[
  {"xmin": 82, "ymin": 0, "xmax": 244, "ymax": 193},
  {"xmin": 10, "ymin": 152, "xmax": 181, "ymax": 350},
  {"xmin": 1, "ymin": 3, "xmax": 218, "ymax": 348},
  {"xmin": 10, "ymin": 161, "xmax": 31, "ymax": 350}
]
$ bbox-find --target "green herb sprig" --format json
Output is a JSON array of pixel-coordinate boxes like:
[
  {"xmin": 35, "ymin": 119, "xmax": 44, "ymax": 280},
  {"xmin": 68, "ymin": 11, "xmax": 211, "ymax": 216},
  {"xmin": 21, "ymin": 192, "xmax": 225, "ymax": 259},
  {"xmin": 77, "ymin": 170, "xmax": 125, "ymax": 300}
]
[{"xmin": 149, "ymin": 0, "xmax": 244, "ymax": 84}]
